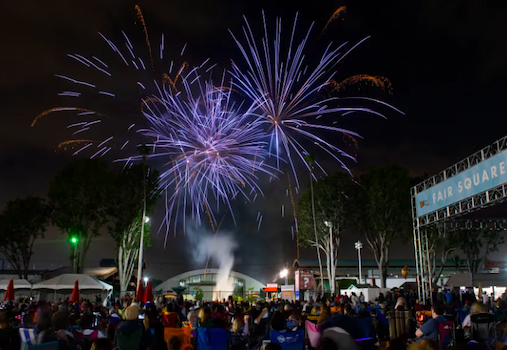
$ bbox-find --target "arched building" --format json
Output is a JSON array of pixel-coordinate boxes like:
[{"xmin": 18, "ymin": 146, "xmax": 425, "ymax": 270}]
[{"xmin": 154, "ymin": 268, "xmax": 266, "ymax": 301}]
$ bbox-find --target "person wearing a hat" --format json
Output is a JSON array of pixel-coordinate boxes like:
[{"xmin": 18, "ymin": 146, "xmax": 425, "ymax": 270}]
[{"xmin": 116, "ymin": 305, "xmax": 149, "ymax": 349}]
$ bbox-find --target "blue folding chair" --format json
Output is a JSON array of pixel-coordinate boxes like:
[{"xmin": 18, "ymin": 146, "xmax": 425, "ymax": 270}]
[
  {"xmin": 269, "ymin": 329, "xmax": 305, "ymax": 350},
  {"xmin": 196, "ymin": 327, "xmax": 230, "ymax": 350},
  {"xmin": 21, "ymin": 341, "xmax": 60, "ymax": 350}
]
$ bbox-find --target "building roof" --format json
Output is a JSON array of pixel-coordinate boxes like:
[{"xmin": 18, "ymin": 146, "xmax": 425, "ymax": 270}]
[{"xmin": 154, "ymin": 269, "xmax": 266, "ymax": 293}]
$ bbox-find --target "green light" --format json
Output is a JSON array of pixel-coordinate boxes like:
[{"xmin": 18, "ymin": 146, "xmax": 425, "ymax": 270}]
[{"xmin": 70, "ymin": 236, "xmax": 79, "ymax": 245}]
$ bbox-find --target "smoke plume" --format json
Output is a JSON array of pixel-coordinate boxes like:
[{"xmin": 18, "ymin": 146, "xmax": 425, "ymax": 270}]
[{"xmin": 187, "ymin": 224, "xmax": 237, "ymax": 296}]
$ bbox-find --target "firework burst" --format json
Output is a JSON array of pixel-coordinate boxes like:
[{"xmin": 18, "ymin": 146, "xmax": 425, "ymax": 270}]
[
  {"xmin": 230, "ymin": 12, "xmax": 404, "ymax": 185},
  {"xmin": 129, "ymin": 69, "xmax": 278, "ymax": 238}
]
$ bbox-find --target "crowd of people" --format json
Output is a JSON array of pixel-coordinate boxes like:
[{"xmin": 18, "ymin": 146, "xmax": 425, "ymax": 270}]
[{"xmin": 0, "ymin": 288, "xmax": 506, "ymax": 350}]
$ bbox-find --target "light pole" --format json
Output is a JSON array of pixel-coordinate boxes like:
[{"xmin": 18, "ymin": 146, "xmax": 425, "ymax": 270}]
[
  {"xmin": 70, "ymin": 234, "xmax": 79, "ymax": 273},
  {"xmin": 137, "ymin": 145, "xmax": 150, "ymax": 297},
  {"xmin": 355, "ymin": 241, "xmax": 363, "ymax": 284},
  {"xmin": 280, "ymin": 268, "xmax": 288, "ymax": 286},
  {"xmin": 324, "ymin": 221, "xmax": 334, "ymax": 294}
]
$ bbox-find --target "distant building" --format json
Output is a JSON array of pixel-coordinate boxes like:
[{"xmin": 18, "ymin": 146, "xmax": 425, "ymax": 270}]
[{"xmin": 154, "ymin": 269, "xmax": 266, "ymax": 301}]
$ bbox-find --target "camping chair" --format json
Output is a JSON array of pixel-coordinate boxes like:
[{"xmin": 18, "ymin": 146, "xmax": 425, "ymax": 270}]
[
  {"xmin": 330, "ymin": 306, "xmax": 341, "ymax": 315},
  {"xmin": 470, "ymin": 313, "xmax": 496, "ymax": 344},
  {"xmin": 73, "ymin": 330, "xmax": 101, "ymax": 350},
  {"xmin": 305, "ymin": 320, "xmax": 321, "ymax": 349},
  {"xmin": 388, "ymin": 310, "xmax": 412, "ymax": 341},
  {"xmin": 354, "ymin": 317, "xmax": 376, "ymax": 350},
  {"xmin": 164, "ymin": 327, "xmax": 192, "ymax": 347},
  {"xmin": 19, "ymin": 328, "xmax": 37, "ymax": 347},
  {"xmin": 438, "ymin": 321, "xmax": 454, "ymax": 350},
  {"xmin": 163, "ymin": 312, "xmax": 181, "ymax": 328},
  {"xmin": 269, "ymin": 329, "xmax": 305, "ymax": 350},
  {"xmin": 196, "ymin": 327, "xmax": 230, "ymax": 350},
  {"xmin": 321, "ymin": 327, "xmax": 360, "ymax": 350},
  {"xmin": 115, "ymin": 328, "xmax": 142, "ymax": 350},
  {"xmin": 305, "ymin": 315, "xmax": 320, "ymax": 324},
  {"xmin": 21, "ymin": 341, "xmax": 60, "ymax": 350}
]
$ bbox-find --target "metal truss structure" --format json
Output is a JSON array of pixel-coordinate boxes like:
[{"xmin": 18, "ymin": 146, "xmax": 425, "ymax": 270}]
[{"xmin": 411, "ymin": 135, "xmax": 507, "ymax": 304}]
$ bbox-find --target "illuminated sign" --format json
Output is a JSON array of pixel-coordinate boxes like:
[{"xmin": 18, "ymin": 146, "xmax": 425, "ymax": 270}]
[{"xmin": 416, "ymin": 149, "xmax": 507, "ymax": 217}]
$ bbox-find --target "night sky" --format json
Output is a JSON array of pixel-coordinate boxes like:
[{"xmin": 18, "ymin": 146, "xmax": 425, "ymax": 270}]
[{"xmin": 2, "ymin": 1, "xmax": 507, "ymax": 283}]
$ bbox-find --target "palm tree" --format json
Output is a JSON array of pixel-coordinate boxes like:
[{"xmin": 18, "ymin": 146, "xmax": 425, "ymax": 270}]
[{"xmin": 305, "ymin": 153, "xmax": 325, "ymax": 294}]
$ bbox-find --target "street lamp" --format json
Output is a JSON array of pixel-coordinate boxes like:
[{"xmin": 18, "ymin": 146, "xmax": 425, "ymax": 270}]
[
  {"xmin": 280, "ymin": 268, "xmax": 288, "ymax": 285},
  {"xmin": 354, "ymin": 241, "xmax": 363, "ymax": 284},
  {"xmin": 144, "ymin": 217, "xmax": 150, "ymax": 223},
  {"xmin": 144, "ymin": 276, "xmax": 149, "ymax": 284}
]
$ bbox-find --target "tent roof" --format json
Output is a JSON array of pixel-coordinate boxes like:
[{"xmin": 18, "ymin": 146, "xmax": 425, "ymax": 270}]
[
  {"xmin": 0, "ymin": 279, "xmax": 31, "ymax": 290},
  {"xmin": 32, "ymin": 274, "xmax": 112, "ymax": 291}
]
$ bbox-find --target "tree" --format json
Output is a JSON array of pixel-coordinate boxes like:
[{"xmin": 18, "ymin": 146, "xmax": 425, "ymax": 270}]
[
  {"xmin": 194, "ymin": 287, "xmax": 204, "ymax": 301},
  {"xmin": 426, "ymin": 224, "xmax": 458, "ymax": 285},
  {"xmin": 108, "ymin": 164, "xmax": 159, "ymax": 296},
  {"xmin": 49, "ymin": 159, "xmax": 113, "ymax": 273},
  {"xmin": 352, "ymin": 165, "xmax": 412, "ymax": 288},
  {"xmin": 304, "ymin": 154, "xmax": 325, "ymax": 293},
  {"xmin": 297, "ymin": 173, "xmax": 354, "ymax": 294},
  {"xmin": 454, "ymin": 229, "xmax": 505, "ymax": 273},
  {"xmin": 0, "ymin": 197, "xmax": 50, "ymax": 278}
]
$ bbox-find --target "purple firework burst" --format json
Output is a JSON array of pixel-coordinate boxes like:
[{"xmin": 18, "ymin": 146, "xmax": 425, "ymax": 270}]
[{"xmin": 131, "ymin": 68, "xmax": 277, "ymax": 239}]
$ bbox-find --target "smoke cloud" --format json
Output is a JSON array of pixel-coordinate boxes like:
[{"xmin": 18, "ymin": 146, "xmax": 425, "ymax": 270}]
[{"xmin": 186, "ymin": 224, "xmax": 238, "ymax": 295}]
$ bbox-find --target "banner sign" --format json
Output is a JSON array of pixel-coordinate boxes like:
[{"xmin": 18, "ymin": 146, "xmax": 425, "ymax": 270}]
[
  {"xmin": 281, "ymin": 285, "xmax": 294, "ymax": 291},
  {"xmin": 416, "ymin": 149, "xmax": 507, "ymax": 217}
]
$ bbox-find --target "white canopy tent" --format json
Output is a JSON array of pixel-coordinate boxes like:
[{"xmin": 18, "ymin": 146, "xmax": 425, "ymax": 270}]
[
  {"xmin": 0, "ymin": 279, "xmax": 32, "ymax": 300},
  {"xmin": 0, "ymin": 279, "xmax": 31, "ymax": 290},
  {"xmin": 32, "ymin": 274, "xmax": 112, "ymax": 302}
]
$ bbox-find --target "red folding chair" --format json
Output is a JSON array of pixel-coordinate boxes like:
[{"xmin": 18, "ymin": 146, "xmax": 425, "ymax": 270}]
[{"xmin": 438, "ymin": 321, "xmax": 454, "ymax": 350}]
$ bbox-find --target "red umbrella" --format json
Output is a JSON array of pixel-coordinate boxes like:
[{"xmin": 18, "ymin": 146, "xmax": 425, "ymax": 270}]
[
  {"xmin": 136, "ymin": 281, "xmax": 144, "ymax": 303},
  {"xmin": 3, "ymin": 279, "xmax": 14, "ymax": 301},
  {"xmin": 70, "ymin": 280, "xmax": 80, "ymax": 304},
  {"xmin": 143, "ymin": 279, "xmax": 153, "ymax": 303}
]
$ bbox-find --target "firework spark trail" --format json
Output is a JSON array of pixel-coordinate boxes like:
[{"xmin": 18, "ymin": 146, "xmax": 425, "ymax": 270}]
[
  {"xmin": 57, "ymin": 139, "xmax": 94, "ymax": 149},
  {"xmin": 322, "ymin": 6, "xmax": 347, "ymax": 34},
  {"xmin": 257, "ymin": 215, "xmax": 263, "ymax": 231},
  {"xmin": 135, "ymin": 5, "xmax": 154, "ymax": 71},
  {"xmin": 31, "ymin": 108, "xmax": 99, "ymax": 127},
  {"xmin": 329, "ymin": 75, "xmax": 393, "ymax": 94},
  {"xmin": 230, "ymin": 12, "xmax": 403, "ymax": 186}
]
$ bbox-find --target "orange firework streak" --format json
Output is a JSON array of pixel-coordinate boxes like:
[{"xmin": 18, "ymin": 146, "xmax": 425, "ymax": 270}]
[
  {"xmin": 31, "ymin": 107, "xmax": 100, "ymax": 127},
  {"xmin": 329, "ymin": 75, "xmax": 393, "ymax": 94},
  {"xmin": 163, "ymin": 62, "xmax": 188, "ymax": 92},
  {"xmin": 135, "ymin": 5, "xmax": 154, "ymax": 71},
  {"xmin": 58, "ymin": 139, "xmax": 93, "ymax": 150},
  {"xmin": 287, "ymin": 173, "xmax": 300, "ymax": 259},
  {"xmin": 141, "ymin": 97, "xmax": 162, "ymax": 112},
  {"xmin": 173, "ymin": 62, "xmax": 188, "ymax": 87},
  {"xmin": 322, "ymin": 6, "xmax": 346, "ymax": 34}
]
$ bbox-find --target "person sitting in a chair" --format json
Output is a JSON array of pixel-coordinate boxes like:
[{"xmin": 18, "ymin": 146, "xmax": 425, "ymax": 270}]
[{"xmin": 415, "ymin": 303, "xmax": 446, "ymax": 342}]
